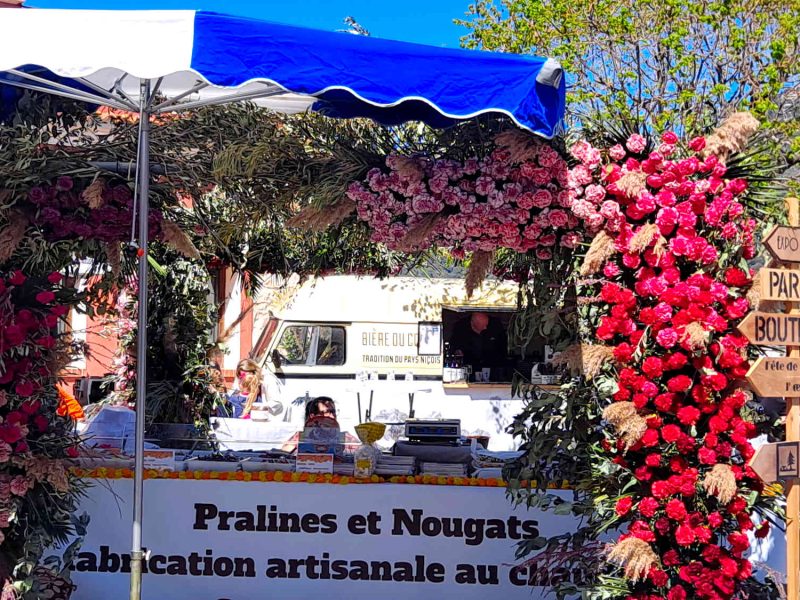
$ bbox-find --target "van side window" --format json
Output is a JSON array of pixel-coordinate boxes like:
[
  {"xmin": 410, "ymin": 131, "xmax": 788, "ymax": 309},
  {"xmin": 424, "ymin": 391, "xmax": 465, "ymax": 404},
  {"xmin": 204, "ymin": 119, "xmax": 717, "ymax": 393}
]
[
  {"xmin": 276, "ymin": 326, "xmax": 314, "ymax": 365},
  {"xmin": 316, "ymin": 326, "xmax": 346, "ymax": 366}
]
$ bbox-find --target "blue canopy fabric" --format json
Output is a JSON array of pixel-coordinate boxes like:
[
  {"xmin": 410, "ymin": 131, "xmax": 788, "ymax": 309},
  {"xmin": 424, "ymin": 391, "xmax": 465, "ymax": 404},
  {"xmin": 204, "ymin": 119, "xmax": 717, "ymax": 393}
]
[
  {"xmin": 192, "ymin": 11, "xmax": 565, "ymax": 135},
  {"xmin": 0, "ymin": 8, "xmax": 566, "ymax": 137}
]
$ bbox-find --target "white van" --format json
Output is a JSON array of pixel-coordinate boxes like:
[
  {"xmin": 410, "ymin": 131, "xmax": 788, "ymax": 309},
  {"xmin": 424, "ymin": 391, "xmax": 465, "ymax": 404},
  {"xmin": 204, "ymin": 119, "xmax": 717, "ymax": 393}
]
[{"xmin": 215, "ymin": 276, "xmax": 546, "ymax": 451}]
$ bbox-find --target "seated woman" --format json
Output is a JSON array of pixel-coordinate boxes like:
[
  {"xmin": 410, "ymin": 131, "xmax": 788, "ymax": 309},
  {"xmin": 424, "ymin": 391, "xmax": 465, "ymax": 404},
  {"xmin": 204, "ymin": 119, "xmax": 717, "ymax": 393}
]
[
  {"xmin": 220, "ymin": 359, "xmax": 265, "ymax": 419},
  {"xmin": 282, "ymin": 397, "xmax": 339, "ymax": 452}
]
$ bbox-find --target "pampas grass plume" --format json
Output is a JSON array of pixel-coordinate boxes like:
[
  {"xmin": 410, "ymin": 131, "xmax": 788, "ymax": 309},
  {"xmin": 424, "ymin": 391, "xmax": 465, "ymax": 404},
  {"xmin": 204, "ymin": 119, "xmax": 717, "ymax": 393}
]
[
  {"xmin": 607, "ymin": 537, "xmax": 658, "ymax": 582},
  {"xmin": 580, "ymin": 231, "xmax": 616, "ymax": 276},
  {"xmin": 703, "ymin": 463, "xmax": 737, "ymax": 504}
]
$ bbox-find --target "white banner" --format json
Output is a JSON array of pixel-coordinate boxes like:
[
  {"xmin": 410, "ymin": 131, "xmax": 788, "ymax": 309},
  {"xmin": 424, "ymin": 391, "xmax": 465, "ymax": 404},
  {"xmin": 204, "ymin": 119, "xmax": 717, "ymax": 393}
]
[{"xmin": 68, "ymin": 479, "xmax": 582, "ymax": 599}]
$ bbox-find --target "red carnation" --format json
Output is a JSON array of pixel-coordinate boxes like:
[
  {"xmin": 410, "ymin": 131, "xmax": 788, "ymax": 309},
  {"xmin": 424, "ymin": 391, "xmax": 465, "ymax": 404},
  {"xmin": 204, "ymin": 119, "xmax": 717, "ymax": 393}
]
[
  {"xmin": 15, "ymin": 380, "xmax": 34, "ymax": 397},
  {"xmin": 615, "ymin": 496, "xmax": 633, "ymax": 516},
  {"xmin": 645, "ymin": 453, "xmax": 661, "ymax": 467},
  {"xmin": 707, "ymin": 512, "xmax": 724, "ymax": 529},
  {"xmin": 661, "ymin": 424, "xmax": 682, "ymax": 443},
  {"xmin": 641, "ymin": 428, "xmax": 660, "ymax": 447},
  {"xmin": 727, "ymin": 531, "xmax": 750, "ymax": 554},
  {"xmin": 47, "ymin": 271, "xmax": 63, "ymax": 284},
  {"xmin": 755, "ymin": 521, "xmax": 770, "ymax": 539},
  {"xmin": 661, "ymin": 131, "xmax": 678, "ymax": 145},
  {"xmin": 727, "ymin": 496, "xmax": 747, "ymax": 515},
  {"xmin": 35, "ymin": 290, "xmax": 55, "ymax": 304},
  {"xmin": 651, "ymin": 480, "xmax": 673, "ymax": 499},
  {"xmin": 698, "ymin": 447, "xmax": 717, "ymax": 464},
  {"xmin": 4, "ymin": 324, "xmax": 25, "ymax": 347},
  {"xmin": 639, "ymin": 497, "xmax": 659, "ymax": 517},
  {"xmin": 688, "ymin": 136, "xmax": 707, "ymax": 152},
  {"xmin": 649, "ymin": 566, "xmax": 669, "ymax": 587},
  {"xmin": 662, "ymin": 549, "xmax": 680, "ymax": 567},
  {"xmin": 665, "ymin": 498, "xmax": 687, "ymax": 520},
  {"xmin": 675, "ymin": 524, "xmax": 696, "ymax": 546},
  {"xmin": 677, "ymin": 405, "xmax": 700, "ymax": 426},
  {"xmin": 9, "ymin": 270, "xmax": 26, "ymax": 286},
  {"xmin": 642, "ymin": 356, "xmax": 664, "ymax": 378},
  {"xmin": 667, "ymin": 585, "xmax": 687, "ymax": 600},
  {"xmin": 654, "ymin": 393, "xmax": 675, "ymax": 412},
  {"xmin": 667, "ymin": 375, "xmax": 692, "ymax": 393},
  {"xmin": 614, "ymin": 343, "xmax": 634, "ymax": 363},
  {"xmin": 665, "ymin": 352, "xmax": 688, "ymax": 370},
  {"xmin": 629, "ymin": 520, "xmax": 656, "ymax": 542}
]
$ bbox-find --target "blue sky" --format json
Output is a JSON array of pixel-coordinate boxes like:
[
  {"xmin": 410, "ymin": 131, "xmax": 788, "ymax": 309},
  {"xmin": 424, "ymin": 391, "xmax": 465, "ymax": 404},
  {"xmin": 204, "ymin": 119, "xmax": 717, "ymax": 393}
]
[{"xmin": 24, "ymin": 0, "xmax": 472, "ymax": 47}]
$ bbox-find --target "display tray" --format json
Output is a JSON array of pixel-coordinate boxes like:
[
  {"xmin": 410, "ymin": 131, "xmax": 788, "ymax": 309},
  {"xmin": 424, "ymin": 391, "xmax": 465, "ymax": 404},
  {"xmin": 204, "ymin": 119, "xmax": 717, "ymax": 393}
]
[{"xmin": 443, "ymin": 382, "xmax": 561, "ymax": 390}]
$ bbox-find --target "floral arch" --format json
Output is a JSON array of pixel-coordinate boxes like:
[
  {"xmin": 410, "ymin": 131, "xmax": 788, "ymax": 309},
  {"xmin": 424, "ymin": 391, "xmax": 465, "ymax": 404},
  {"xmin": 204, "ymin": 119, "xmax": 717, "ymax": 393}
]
[{"xmin": 0, "ymin": 105, "xmax": 784, "ymax": 599}]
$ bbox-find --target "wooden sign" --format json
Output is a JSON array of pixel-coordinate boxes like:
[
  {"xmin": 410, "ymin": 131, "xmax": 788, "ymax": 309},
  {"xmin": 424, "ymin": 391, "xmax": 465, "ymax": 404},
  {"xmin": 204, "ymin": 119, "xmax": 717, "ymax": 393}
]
[
  {"xmin": 746, "ymin": 357, "xmax": 800, "ymax": 397},
  {"xmin": 778, "ymin": 442, "xmax": 800, "ymax": 478},
  {"xmin": 737, "ymin": 312, "xmax": 800, "ymax": 345},
  {"xmin": 765, "ymin": 226, "xmax": 800, "ymax": 263},
  {"xmin": 760, "ymin": 268, "xmax": 800, "ymax": 301},
  {"xmin": 749, "ymin": 441, "xmax": 800, "ymax": 482}
]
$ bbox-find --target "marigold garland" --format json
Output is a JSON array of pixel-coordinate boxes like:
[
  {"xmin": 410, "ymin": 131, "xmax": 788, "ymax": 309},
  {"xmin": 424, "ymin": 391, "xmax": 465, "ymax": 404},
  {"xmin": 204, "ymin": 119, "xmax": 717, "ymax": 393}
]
[{"xmin": 69, "ymin": 467, "xmax": 511, "ymax": 488}]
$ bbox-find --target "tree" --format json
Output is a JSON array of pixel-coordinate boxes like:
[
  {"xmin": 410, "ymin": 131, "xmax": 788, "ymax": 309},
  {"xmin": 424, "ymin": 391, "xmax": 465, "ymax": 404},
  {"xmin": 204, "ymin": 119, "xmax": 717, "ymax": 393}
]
[{"xmin": 457, "ymin": 0, "xmax": 800, "ymax": 166}]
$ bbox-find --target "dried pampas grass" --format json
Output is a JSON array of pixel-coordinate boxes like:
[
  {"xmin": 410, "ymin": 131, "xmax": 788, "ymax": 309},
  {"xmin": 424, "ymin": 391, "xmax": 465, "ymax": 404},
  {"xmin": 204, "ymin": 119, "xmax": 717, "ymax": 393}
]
[
  {"xmin": 494, "ymin": 129, "xmax": 540, "ymax": 164},
  {"xmin": 615, "ymin": 170, "xmax": 648, "ymax": 200},
  {"xmin": 160, "ymin": 221, "xmax": 201, "ymax": 260},
  {"xmin": 81, "ymin": 179, "xmax": 106, "ymax": 209},
  {"xmin": 681, "ymin": 321, "xmax": 710, "ymax": 351},
  {"xmin": 653, "ymin": 235, "xmax": 668, "ymax": 258},
  {"xmin": 580, "ymin": 231, "xmax": 616, "ymax": 276},
  {"xmin": 606, "ymin": 537, "xmax": 659, "ymax": 582},
  {"xmin": 602, "ymin": 401, "xmax": 647, "ymax": 450},
  {"xmin": 465, "ymin": 250, "xmax": 495, "ymax": 298},
  {"xmin": 552, "ymin": 343, "xmax": 615, "ymax": 379},
  {"xmin": 628, "ymin": 223, "xmax": 659, "ymax": 255},
  {"xmin": 399, "ymin": 214, "xmax": 443, "ymax": 250},
  {"xmin": 0, "ymin": 211, "xmax": 29, "ymax": 263},
  {"xmin": 391, "ymin": 156, "xmax": 425, "ymax": 180},
  {"xmin": 286, "ymin": 198, "xmax": 356, "ymax": 231},
  {"xmin": 703, "ymin": 463, "xmax": 737, "ymax": 504},
  {"xmin": 703, "ymin": 112, "xmax": 760, "ymax": 163}
]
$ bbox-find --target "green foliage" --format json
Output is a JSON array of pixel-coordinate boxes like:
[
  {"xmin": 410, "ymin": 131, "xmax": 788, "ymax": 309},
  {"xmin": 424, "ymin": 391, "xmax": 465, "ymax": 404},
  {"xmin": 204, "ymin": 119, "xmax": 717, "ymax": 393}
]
[
  {"xmin": 117, "ymin": 245, "xmax": 224, "ymax": 429},
  {"xmin": 457, "ymin": 0, "xmax": 800, "ymax": 169}
]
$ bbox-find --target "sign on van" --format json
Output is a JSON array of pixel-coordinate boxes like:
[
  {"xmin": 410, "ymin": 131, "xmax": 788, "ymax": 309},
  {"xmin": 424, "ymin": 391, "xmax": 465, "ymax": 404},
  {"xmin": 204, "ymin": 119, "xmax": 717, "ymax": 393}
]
[{"xmin": 355, "ymin": 324, "xmax": 441, "ymax": 374}]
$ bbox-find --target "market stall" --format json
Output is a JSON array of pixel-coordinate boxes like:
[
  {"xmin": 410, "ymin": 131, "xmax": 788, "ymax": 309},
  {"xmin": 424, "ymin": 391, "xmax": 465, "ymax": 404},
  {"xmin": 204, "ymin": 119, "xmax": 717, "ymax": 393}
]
[{"xmin": 0, "ymin": 8, "xmax": 568, "ymax": 599}]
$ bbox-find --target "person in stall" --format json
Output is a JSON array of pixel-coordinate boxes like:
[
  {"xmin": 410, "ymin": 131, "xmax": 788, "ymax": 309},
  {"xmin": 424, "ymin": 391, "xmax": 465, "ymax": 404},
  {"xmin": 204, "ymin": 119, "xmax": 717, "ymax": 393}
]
[
  {"xmin": 449, "ymin": 311, "xmax": 508, "ymax": 377},
  {"xmin": 282, "ymin": 397, "xmax": 358, "ymax": 452},
  {"xmin": 220, "ymin": 359, "xmax": 266, "ymax": 419}
]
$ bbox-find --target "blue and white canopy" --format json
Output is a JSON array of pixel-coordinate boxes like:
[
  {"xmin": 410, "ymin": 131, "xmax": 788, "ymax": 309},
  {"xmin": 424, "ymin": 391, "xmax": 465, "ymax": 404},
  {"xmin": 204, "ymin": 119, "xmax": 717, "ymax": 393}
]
[{"xmin": 0, "ymin": 9, "xmax": 565, "ymax": 136}]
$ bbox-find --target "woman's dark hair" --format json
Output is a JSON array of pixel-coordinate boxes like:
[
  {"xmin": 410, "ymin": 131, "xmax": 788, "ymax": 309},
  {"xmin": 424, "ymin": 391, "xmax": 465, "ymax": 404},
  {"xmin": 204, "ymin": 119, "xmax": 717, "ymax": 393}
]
[{"xmin": 305, "ymin": 396, "xmax": 336, "ymax": 421}]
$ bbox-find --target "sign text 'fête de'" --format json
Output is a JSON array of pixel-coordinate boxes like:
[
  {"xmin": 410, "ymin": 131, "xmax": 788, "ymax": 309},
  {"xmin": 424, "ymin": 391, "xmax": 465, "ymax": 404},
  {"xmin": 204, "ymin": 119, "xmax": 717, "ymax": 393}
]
[{"xmin": 746, "ymin": 357, "xmax": 800, "ymax": 397}]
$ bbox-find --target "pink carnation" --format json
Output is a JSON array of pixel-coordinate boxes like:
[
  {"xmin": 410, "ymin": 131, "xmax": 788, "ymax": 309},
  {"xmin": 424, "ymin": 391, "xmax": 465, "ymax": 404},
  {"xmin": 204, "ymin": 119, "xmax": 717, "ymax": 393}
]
[
  {"xmin": 608, "ymin": 144, "xmax": 626, "ymax": 161},
  {"xmin": 626, "ymin": 134, "xmax": 647, "ymax": 154},
  {"xmin": 584, "ymin": 184, "xmax": 606, "ymax": 204}
]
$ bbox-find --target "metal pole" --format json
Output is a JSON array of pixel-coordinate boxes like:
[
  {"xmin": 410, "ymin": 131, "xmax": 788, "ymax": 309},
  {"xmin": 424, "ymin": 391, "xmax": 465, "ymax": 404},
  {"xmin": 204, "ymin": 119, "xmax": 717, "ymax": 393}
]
[
  {"xmin": 129, "ymin": 79, "xmax": 151, "ymax": 600},
  {"xmin": 786, "ymin": 196, "xmax": 800, "ymax": 600}
]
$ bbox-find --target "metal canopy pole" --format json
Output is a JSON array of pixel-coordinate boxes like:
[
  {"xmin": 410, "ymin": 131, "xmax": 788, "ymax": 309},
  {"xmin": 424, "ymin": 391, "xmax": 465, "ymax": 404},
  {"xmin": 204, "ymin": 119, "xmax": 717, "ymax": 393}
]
[{"xmin": 129, "ymin": 78, "xmax": 151, "ymax": 600}]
